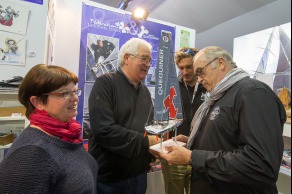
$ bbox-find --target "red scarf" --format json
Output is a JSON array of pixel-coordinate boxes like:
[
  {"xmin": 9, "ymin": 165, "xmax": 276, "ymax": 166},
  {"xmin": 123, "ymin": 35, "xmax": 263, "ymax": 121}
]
[{"xmin": 30, "ymin": 109, "xmax": 83, "ymax": 144}]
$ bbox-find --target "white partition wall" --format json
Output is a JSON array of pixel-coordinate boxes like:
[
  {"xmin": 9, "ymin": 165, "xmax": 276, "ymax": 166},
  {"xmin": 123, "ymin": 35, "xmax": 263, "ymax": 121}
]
[{"xmin": 0, "ymin": 0, "xmax": 48, "ymax": 80}]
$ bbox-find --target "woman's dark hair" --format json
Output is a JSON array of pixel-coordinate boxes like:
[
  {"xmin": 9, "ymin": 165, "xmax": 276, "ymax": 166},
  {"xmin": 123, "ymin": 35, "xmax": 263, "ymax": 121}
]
[{"xmin": 18, "ymin": 64, "xmax": 78, "ymax": 119}]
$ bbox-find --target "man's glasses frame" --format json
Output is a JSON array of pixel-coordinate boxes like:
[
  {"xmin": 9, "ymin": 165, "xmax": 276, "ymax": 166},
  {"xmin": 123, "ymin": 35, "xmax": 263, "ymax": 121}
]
[
  {"xmin": 195, "ymin": 57, "xmax": 219, "ymax": 79},
  {"xmin": 42, "ymin": 89, "xmax": 82, "ymax": 100},
  {"xmin": 130, "ymin": 54, "xmax": 153, "ymax": 65}
]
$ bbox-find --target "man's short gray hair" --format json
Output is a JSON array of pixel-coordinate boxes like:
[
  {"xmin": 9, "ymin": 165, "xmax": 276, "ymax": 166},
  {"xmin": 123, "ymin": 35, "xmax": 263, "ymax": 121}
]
[
  {"xmin": 118, "ymin": 38, "xmax": 152, "ymax": 67},
  {"xmin": 202, "ymin": 46, "xmax": 237, "ymax": 68}
]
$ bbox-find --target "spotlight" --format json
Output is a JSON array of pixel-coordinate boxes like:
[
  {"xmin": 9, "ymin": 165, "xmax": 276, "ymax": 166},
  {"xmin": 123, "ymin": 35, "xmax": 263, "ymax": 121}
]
[{"xmin": 132, "ymin": 8, "xmax": 149, "ymax": 21}]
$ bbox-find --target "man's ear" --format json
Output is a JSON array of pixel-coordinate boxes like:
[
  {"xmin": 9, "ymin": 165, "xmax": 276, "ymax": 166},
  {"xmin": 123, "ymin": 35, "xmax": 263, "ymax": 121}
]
[
  {"xmin": 124, "ymin": 53, "xmax": 131, "ymax": 65},
  {"xmin": 218, "ymin": 58, "xmax": 226, "ymax": 70},
  {"xmin": 30, "ymin": 96, "xmax": 44, "ymax": 111}
]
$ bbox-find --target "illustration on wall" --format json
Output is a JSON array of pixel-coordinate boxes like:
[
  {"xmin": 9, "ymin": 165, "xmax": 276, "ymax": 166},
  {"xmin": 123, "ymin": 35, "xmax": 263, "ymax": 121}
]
[
  {"xmin": 180, "ymin": 29, "xmax": 190, "ymax": 48},
  {"xmin": 0, "ymin": 31, "xmax": 26, "ymax": 66},
  {"xmin": 0, "ymin": 0, "xmax": 29, "ymax": 35},
  {"xmin": 86, "ymin": 34, "xmax": 119, "ymax": 81}
]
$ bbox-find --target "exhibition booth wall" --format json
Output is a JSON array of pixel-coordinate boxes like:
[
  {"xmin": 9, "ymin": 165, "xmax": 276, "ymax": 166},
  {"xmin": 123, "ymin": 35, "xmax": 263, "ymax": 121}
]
[{"xmin": 0, "ymin": 0, "xmax": 290, "ymax": 193}]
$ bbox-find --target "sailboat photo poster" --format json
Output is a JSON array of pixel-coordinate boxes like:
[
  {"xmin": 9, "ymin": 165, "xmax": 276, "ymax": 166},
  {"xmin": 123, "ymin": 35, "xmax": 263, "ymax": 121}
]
[{"xmin": 233, "ymin": 22, "xmax": 291, "ymax": 92}]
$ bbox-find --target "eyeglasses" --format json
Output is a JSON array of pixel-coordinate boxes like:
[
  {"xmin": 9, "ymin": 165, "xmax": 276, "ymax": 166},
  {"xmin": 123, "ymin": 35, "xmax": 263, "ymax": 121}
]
[
  {"xmin": 195, "ymin": 57, "xmax": 219, "ymax": 79},
  {"xmin": 42, "ymin": 89, "xmax": 82, "ymax": 100},
  {"xmin": 130, "ymin": 54, "xmax": 153, "ymax": 65},
  {"xmin": 182, "ymin": 49, "xmax": 195, "ymax": 56}
]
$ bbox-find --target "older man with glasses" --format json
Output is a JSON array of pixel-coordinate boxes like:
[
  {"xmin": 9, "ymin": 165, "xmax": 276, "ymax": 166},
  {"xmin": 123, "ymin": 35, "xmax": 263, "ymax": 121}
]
[
  {"xmin": 158, "ymin": 46, "xmax": 286, "ymax": 194},
  {"xmin": 88, "ymin": 38, "xmax": 161, "ymax": 194}
]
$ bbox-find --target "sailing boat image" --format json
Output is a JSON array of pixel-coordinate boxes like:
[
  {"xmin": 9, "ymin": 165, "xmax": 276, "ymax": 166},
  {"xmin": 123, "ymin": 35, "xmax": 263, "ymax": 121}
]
[
  {"xmin": 248, "ymin": 25, "xmax": 291, "ymax": 93},
  {"xmin": 86, "ymin": 34, "xmax": 119, "ymax": 81},
  {"xmin": 234, "ymin": 23, "xmax": 291, "ymax": 123},
  {"xmin": 145, "ymin": 31, "xmax": 183, "ymax": 137}
]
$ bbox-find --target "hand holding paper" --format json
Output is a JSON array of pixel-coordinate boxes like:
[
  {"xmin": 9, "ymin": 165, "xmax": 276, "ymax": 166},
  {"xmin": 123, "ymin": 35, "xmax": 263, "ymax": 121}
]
[
  {"xmin": 149, "ymin": 139, "xmax": 186, "ymax": 154},
  {"xmin": 158, "ymin": 144, "xmax": 192, "ymax": 165}
]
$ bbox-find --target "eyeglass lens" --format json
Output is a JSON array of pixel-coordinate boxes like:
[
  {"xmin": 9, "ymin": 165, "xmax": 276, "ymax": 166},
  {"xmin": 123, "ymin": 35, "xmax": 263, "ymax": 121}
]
[
  {"xmin": 130, "ymin": 54, "xmax": 152, "ymax": 64},
  {"xmin": 195, "ymin": 58, "xmax": 218, "ymax": 78},
  {"xmin": 63, "ymin": 90, "xmax": 82, "ymax": 99}
]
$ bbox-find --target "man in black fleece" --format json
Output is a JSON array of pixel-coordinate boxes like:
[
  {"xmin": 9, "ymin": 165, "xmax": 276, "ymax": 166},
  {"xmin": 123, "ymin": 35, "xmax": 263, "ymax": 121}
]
[
  {"xmin": 159, "ymin": 46, "xmax": 286, "ymax": 194},
  {"xmin": 88, "ymin": 38, "xmax": 161, "ymax": 194}
]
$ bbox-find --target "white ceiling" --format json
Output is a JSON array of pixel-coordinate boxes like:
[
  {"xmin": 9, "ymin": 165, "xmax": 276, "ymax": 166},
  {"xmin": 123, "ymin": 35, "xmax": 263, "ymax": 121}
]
[{"xmin": 90, "ymin": 0, "xmax": 277, "ymax": 33}]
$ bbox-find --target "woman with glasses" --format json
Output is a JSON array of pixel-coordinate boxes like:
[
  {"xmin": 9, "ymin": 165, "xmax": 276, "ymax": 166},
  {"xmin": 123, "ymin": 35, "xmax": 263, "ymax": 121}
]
[{"xmin": 0, "ymin": 64, "xmax": 98, "ymax": 194}]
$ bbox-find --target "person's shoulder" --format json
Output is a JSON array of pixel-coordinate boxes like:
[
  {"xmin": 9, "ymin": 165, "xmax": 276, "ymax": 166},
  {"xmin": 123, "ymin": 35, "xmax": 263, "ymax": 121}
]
[
  {"xmin": 236, "ymin": 77, "xmax": 270, "ymax": 90},
  {"xmin": 93, "ymin": 71, "xmax": 120, "ymax": 85},
  {"xmin": 96, "ymin": 71, "xmax": 116, "ymax": 80},
  {"xmin": 233, "ymin": 77, "xmax": 276, "ymax": 98}
]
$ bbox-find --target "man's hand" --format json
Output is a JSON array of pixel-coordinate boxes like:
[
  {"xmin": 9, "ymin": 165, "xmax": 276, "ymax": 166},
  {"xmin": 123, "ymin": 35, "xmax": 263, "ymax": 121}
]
[
  {"xmin": 149, "ymin": 149, "xmax": 160, "ymax": 158},
  {"xmin": 148, "ymin": 135, "xmax": 162, "ymax": 146},
  {"xmin": 172, "ymin": 134, "xmax": 188, "ymax": 143},
  {"xmin": 159, "ymin": 145, "xmax": 192, "ymax": 165}
]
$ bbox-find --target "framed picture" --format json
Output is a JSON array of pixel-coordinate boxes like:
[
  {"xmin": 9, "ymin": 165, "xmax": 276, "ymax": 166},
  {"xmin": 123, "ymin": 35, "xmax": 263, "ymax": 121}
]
[
  {"xmin": 0, "ymin": 0, "xmax": 30, "ymax": 35},
  {"xmin": 0, "ymin": 31, "xmax": 26, "ymax": 66}
]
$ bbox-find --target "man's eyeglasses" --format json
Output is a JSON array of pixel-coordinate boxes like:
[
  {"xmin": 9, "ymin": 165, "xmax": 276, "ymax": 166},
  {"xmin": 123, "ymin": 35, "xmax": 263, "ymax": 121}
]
[
  {"xmin": 130, "ymin": 54, "xmax": 152, "ymax": 65},
  {"xmin": 195, "ymin": 57, "xmax": 219, "ymax": 79},
  {"xmin": 182, "ymin": 49, "xmax": 195, "ymax": 56},
  {"xmin": 42, "ymin": 89, "xmax": 82, "ymax": 100}
]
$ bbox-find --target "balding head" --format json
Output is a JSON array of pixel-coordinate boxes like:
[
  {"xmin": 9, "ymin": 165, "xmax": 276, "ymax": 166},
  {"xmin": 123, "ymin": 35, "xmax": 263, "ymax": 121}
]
[{"xmin": 193, "ymin": 46, "xmax": 237, "ymax": 92}]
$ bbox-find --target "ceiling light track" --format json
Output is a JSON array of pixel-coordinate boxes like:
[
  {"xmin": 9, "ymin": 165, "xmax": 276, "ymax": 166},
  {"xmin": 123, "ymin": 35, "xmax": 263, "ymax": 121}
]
[{"xmin": 117, "ymin": 0, "xmax": 133, "ymax": 10}]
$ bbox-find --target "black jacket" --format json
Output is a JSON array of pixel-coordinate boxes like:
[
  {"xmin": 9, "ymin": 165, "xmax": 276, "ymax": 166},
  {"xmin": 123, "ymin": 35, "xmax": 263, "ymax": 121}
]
[
  {"xmin": 88, "ymin": 70, "xmax": 153, "ymax": 182},
  {"xmin": 189, "ymin": 77, "xmax": 286, "ymax": 194}
]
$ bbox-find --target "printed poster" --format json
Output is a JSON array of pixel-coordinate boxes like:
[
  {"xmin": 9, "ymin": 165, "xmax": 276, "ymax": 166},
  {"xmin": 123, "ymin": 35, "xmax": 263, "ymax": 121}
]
[
  {"xmin": 24, "ymin": 0, "xmax": 43, "ymax": 5},
  {"xmin": 233, "ymin": 22, "xmax": 291, "ymax": 93},
  {"xmin": 0, "ymin": 31, "xmax": 26, "ymax": 66},
  {"xmin": 77, "ymin": 3, "xmax": 176, "ymax": 138},
  {"xmin": 180, "ymin": 29, "xmax": 190, "ymax": 48},
  {"xmin": 0, "ymin": 0, "xmax": 30, "ymax": 35}
]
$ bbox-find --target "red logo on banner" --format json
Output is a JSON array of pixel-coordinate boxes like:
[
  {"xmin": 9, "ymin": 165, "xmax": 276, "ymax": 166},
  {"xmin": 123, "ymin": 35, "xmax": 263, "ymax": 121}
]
[{"xmin": 163, "ymin": 86, "xmax": 178, "ymax": 119}]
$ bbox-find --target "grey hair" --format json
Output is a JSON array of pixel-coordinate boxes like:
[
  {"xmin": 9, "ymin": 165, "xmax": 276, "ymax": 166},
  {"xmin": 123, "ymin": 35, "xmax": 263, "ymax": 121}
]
[
  {"xmin": 118, "ymin": 38, "xmax": 152, "ymax": 67},
  {"xmin": 202, "ymin": 46, "xmax": 237, "ymax": 69}
]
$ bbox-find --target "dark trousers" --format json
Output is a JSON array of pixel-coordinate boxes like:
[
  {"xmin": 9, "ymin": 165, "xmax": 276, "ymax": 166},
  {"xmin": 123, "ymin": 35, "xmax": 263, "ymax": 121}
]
[{"xmin": 96, "ymin": 172, "xmax": 147, "ymax": 194}]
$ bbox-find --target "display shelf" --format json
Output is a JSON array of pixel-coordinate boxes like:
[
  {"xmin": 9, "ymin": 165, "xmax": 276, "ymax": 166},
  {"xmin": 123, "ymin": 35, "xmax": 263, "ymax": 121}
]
[
  {"xmin": 0, "ymin": 91, "xmax": 18, "ymax": 95},
  {"xmin": 0, "ymin": 143, "xmax": 12, "ymax": 149},
  {"xmin": 277, "ymin": 122, "xmax": 291, "ymax": 193},
  {"xmin": 0, "ymin": 92, "xmax": 27, "ymax": 134},
  {"xmin": 0, "ymin": 116, "xmax": 26, "ymax": 121}
]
